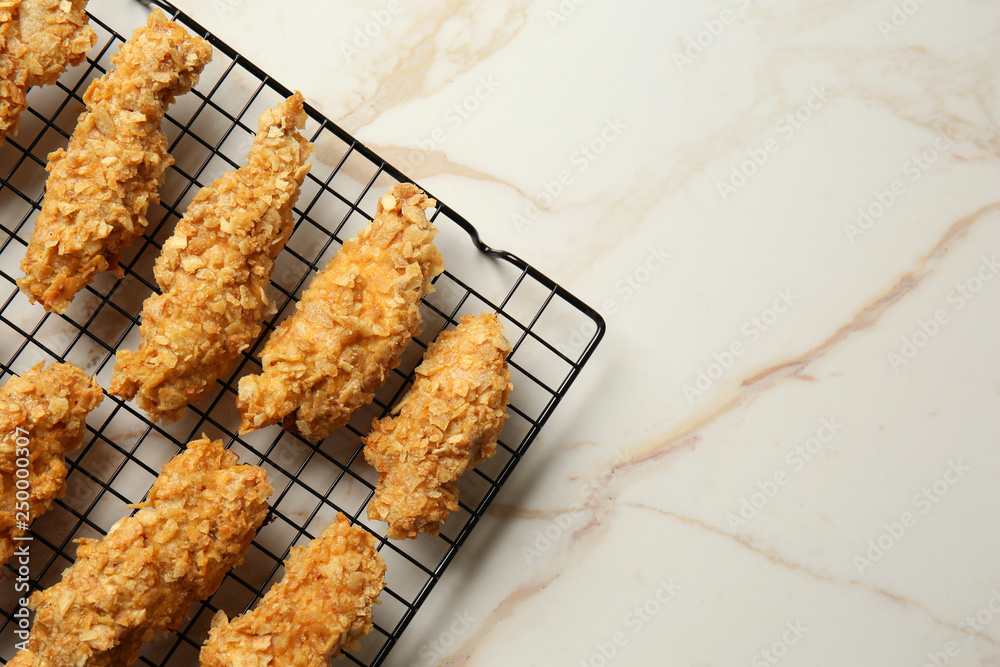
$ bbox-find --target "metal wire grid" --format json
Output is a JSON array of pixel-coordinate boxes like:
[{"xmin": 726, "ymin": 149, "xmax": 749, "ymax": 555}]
[{"xmin": 0, "ymin": 1, "xmax": 605, "ymax": 664}]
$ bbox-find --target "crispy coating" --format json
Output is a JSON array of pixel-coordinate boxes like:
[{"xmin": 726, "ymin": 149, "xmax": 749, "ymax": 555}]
[
  {"xmin": 0, "ymin": 0, "xmax": 97, "ymax": 145},
  {"xmin": 364, "ymin": 313, "xmax": 511, "ymax": 540},
  {"xmin": 199, "ymin": 513, "xmax": 386, "ymax": 666},
  {"xmin": 8, "ymin": 437, "xmax": 273, "ymax": 667},
  {"xmin": 236, "ymin": 183, "xmax": 444, "ymax": 441},
  {"xmin": 0, "ymin": 361, "xmax": 102, "ymax": 567},
  {"xmin": 17, "ymin": 8, "xmax": 212, "ymax": 314},
  {"xmin": 109, "ymin": 93, "xmax": 313, "ymax": 424}
]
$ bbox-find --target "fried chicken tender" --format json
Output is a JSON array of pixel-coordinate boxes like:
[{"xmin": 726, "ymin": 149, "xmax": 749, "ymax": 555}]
[
  {"xmin": 236, "ymin": 183, "xmax": 444, "ymax": 441},
  {"xmin": 0, "ymin": 0, "xmax": 97, "ymax": 145},
  {"xmin": 363, "ymin": 313, "xmax": 511, "ymax": 540},
  {"xmin": 17, "ymin": 8, "xmax": 212, "ymax": 314},
  {"xmin": 0, "ymin": 361, "xmax": 102, "ymax": 567},
  {"xmin": 8, "ymin": 437, "xmax": 273, "ymax": 667},
  {"xmin": 199, "ymin": 513, "xmax": 386, "ymax": 667},
  {"xmin": 109, "ymin": 93, "xmax": 313, "ymax": 424}
]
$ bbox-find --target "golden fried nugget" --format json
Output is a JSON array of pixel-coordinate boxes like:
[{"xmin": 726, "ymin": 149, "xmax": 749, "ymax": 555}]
[
  {"xmin": 0, "ymin": 361, "xmax": 102, "ymax": 567},
  {"xmin": 199, "ymin": 513, "xmax": 386, "ymax": 666},
  {"xmin": 17, "ymin": 8, "xmax": 212, "ymax": 314},
  {"xmin": 109, "ymin": 93, "xmax": 313, "ymax": 424},
  {"xmin": 0, "ymin": 0, "xmax": 96, "ymax": 145},
  {"xmin": 8, "ymin": 437, "xmax": 273, "ymax": 667},
  {"xmin": 236, "ymin": 183, "xmax": 444, "ymax": 441},
  {"xmin": 364, "ymin": 313, "xmax": 511, "ymax": 540}
]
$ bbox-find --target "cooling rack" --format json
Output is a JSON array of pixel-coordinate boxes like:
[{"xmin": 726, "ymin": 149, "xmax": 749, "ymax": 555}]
[{"xmin": 0, "ymin": 1, "xmax": 605, "ymax": 664}]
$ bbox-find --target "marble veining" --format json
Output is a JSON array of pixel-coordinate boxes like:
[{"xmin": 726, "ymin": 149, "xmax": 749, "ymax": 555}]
[{"xmin": 75, "ymin": 0, "xmax": 1000, "ymax": 665}]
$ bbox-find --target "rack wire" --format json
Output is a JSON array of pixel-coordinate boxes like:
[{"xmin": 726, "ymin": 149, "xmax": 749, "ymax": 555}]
[{"xmin": 0, "ymin": 1, "xmax": 605, "ymax": 664}]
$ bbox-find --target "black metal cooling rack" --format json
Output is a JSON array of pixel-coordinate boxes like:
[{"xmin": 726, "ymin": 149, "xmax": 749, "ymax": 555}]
[{"xmin": 0, "ymin": 1, "xmax": 604, "ymax": 664}]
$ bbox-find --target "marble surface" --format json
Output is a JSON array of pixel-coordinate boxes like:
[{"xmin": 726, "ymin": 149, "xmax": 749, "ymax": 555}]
[{"xmin": 105, "ymin": 0, "xmax": 1000, "ymax": 664}]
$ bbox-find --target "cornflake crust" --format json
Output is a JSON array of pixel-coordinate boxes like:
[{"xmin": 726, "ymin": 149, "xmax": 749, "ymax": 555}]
[
  {"xmin": 236, "ymin": 183, "xmax": 444, "ymax": 442},
  {"xmin": 199, "ymin": 513, "xmax": 386, "ymax": 667},
  {"xmin": 364, "ymin": 313, "xmax": 511, "ymax": 540},
  {"xmin": 8, "ymin": 437, "xmax": 273, "ymax": 667},
  {"xmin": 0, "ymin": 0, "xmax": 97, "ymax": 145},
  {"xmin": 109, "ymin": 92, "xmax": 313, "ymax": 425},
  {"xmin": 0, "ymin": 361, "xmax": 103, "ymax": 567},
  {"xmin": 17, "ymin": 8, "xmax": 212, "ymax": 314}
]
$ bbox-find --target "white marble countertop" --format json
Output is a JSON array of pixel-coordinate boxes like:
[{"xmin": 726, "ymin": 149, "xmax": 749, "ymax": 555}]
[{"xmin": 103, "ymin": 0, "xmax": 1000, "ymax": 664}]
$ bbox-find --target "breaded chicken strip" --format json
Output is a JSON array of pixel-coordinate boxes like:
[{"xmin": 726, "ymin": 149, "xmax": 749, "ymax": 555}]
[
  {"xmin": 17, "ymin": 8, "xmax": 212, "ymax": 314},
  {"xmin": 199, "ymin": 513, "xmax": 386, "ymax": 667},
  {"xmin": 109, "ymin": 93, "xmax": 313, "ymax": 424},
  {"xmin": 0, "ymin": 0, "xmax": 96, "ymax": 145},
  {"xmin": 236, "ymin": 183, "xmax": 444, "ymax": 441},
  {"xmin": 8, "ymin": 437, "xmax": 273, "ymax": 667},
  {"xmin": 364, "ymin": 313, "xmax": 511, "ymax": 540},
  {"xmin": 0, "ymin": 361, "xmax": 102, "ymax": 566}
]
